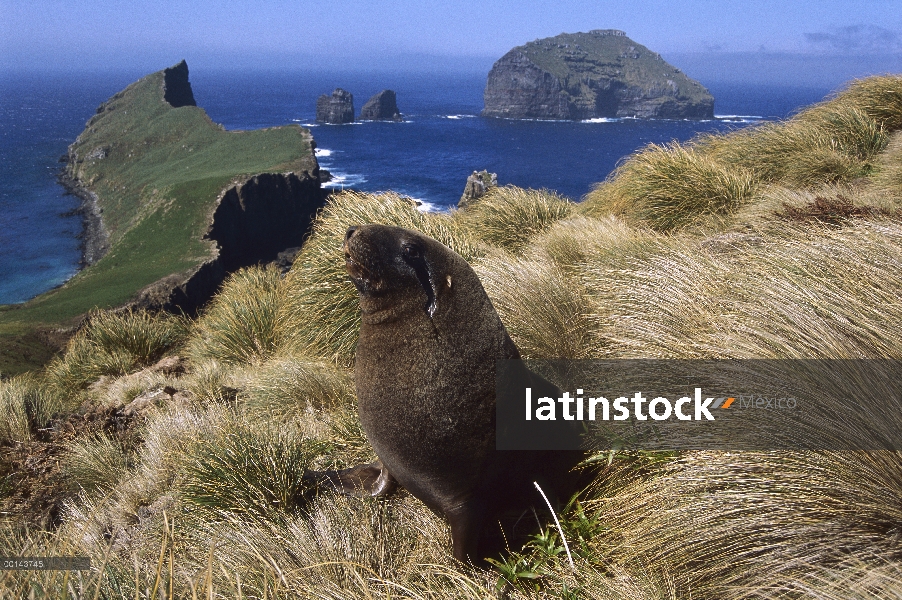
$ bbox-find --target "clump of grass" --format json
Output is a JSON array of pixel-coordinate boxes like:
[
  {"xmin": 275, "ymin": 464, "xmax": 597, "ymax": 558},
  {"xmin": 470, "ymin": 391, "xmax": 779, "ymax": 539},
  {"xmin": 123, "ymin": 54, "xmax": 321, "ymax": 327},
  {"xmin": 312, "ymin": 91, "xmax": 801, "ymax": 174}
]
[
  {"xmin": 186, "ymin": 265, "xmax": 283, "ymax": 365},
  {"xmin": 278, "ymin": 190, "xmax": 480, "ymax": 363},
  {"xmin": 869, "ymin": 131, "xmax": 902, "ymax": 206},
  {"xmin": 475, "ymin": 250, "xmax": 597, "ymax": 359},
  {"xmin": 582, "ymin": 76, "xmax": 902, "ymax": 230},
  {"xmin": 833, "ymin": 74, "xmax": 902, "ymax": 132},
  {"xmin": 44, "ymin": 309, "xmax": 187, "ymax": 393},
  {"xmin": 456, "ymin": 185, "xmax": 575, "ymax": 252},
  {"xmin": 0, "ymin": 373, "xmax": 64, "ymax": 442},
  {"xmin": 181, "ymin": 359, "xmax": 241, "ymax": 403},
  {"xmin": 700, "ymin": 105, "xmax": 887, "ymax": 187},
  {"xmin": 62, "ymin": 433, "xmax": 132, "ymax": 495},
  {"xmin": 584, "ymin": 220, "xmax": 902, "ymax": 359},
  {"xmin": 180, "ymin": 419, "xmax": 326, "ymax": 519},
  {"xmin": 530, "ymin": 215, "xmax": 656, "ymax": 272},
  {"xmin": 582, "ymin": 144, "xmax": 758, "ymax": 231},
  {"xmin": 588, "ymin": 450, "xmax": 902, "ymax": 598},
  {"xmin": 242, "ymin": 353, "xmax": 354, "ymax": 417}
]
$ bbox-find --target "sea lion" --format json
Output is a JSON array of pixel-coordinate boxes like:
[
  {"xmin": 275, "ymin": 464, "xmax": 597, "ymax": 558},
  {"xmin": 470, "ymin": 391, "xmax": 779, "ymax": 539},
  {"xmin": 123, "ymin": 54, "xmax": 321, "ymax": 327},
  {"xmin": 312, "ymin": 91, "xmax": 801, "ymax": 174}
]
[{"xmin": 330, "ymin": 224, "xmax": 581, "ymax": 563}]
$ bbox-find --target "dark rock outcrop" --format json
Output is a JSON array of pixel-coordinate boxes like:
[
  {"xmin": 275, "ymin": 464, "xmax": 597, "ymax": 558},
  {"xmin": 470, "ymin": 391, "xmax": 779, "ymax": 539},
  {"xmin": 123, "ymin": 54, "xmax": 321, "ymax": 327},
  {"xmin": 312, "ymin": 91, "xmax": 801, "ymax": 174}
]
[
  {"xmin": 483, "ymin": 30, "xmax": 714, "ymax": 120},
  {"xmin": 132, "ymin": 171, "xmax": 326, "ymax": 314},
  {"xmin": 360, "ymin": 90, "xmax": 402, "ymax": 121},
  {"xmin": 162, "ymin": 60, "xmax": 197, "ymax": 108},
  {"xmin": 316, "ymin": 89, "xmax": 355, "ymax": 124},
  {"xmin": 459, "ymin": 170, "xmax": 498, "ymax": 208}
]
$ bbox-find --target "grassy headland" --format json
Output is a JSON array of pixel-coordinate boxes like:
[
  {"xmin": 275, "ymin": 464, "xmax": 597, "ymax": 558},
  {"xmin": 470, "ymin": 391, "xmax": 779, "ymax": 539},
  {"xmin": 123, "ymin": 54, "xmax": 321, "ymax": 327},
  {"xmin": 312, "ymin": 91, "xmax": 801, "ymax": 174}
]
[
  {"xmin": 0, "ymin": 61, "xmax": 320, "ymax": 376},
  {"xmin": 1, "ymin": 75, "xmax": 902, "ymax": 598}
]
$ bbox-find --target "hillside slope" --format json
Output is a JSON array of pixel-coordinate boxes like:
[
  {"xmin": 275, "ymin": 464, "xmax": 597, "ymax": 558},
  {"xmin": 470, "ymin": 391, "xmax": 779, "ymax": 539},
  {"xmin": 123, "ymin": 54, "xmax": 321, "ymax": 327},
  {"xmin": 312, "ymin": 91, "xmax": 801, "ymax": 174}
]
[{"xmin": 0, "ymin": 61, "xmax": 325, "ymax": 375}]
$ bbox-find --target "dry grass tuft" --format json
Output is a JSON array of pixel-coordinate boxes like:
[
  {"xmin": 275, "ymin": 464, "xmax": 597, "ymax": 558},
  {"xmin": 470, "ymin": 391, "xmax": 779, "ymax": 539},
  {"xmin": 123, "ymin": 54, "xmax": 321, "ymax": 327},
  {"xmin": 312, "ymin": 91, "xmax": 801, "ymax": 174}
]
[
  {"xmin": 456, "ymin": 185, "xmax": 576, "ymax": 251},
  {"xmin": 278, "ymin": 190, "xmax": 480, "ymax": 363},
  {"xmin": 582, "ymin": 144, "xmax": 758, "ymax": 231},
  {"xmin": 186, "ymin": 265, "xmax": 284, "ymax": 366},
  {"xmin": 43, "ymin": 309, "xmax": 187, "ymax": 395}
]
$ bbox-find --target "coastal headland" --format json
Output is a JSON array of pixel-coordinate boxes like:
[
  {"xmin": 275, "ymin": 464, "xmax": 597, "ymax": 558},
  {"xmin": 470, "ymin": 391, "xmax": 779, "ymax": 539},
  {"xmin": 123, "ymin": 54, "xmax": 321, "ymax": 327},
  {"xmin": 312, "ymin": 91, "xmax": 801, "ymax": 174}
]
[{"xmin": 0, "ymin": 61, "xmax": 325, "ymax": 375}]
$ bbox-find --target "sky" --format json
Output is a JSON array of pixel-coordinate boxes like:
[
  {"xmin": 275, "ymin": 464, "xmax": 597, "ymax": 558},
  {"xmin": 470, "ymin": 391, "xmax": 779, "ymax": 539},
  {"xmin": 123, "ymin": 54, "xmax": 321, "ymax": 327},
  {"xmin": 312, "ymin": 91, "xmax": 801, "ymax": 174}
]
[{"xmin": 1, "ymin": 0, "xmax": 900, "ymax": 84}]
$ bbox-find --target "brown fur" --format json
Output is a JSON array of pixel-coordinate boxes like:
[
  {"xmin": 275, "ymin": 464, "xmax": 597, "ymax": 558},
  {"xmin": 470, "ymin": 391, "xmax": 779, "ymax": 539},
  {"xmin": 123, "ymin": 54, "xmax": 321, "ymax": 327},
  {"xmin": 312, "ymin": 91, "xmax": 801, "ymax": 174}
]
[{"xmin": 337, "ymin": 224, "xmax": 580, "ymax": 564}]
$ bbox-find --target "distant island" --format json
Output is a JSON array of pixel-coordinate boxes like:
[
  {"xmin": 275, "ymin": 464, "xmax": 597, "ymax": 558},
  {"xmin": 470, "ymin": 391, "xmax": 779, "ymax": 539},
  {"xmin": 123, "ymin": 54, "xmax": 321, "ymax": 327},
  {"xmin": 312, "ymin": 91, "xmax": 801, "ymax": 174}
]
[
  {"xmin": 0, "ymin": 61, "xmax": 325, "ymax": 375},
  {"xmin": 483, "ymin": 30, "xmax": 714, "ymax": 120}
]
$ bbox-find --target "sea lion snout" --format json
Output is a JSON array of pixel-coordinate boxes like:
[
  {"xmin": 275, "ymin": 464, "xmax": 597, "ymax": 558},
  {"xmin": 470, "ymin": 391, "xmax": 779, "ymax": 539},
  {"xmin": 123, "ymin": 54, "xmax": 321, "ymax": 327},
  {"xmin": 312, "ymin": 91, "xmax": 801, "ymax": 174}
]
[{"xmin": 344, "ymin": 224, "xmax": 440, "ymax": 316}]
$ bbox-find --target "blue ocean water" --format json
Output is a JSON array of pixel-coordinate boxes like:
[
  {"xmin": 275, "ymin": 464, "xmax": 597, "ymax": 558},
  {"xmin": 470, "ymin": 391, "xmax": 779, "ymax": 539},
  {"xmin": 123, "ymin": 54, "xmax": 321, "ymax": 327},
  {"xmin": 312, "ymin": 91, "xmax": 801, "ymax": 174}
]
[{"xmin": 0, "ymin": 69, "xmax": 832, "ymax": 304}]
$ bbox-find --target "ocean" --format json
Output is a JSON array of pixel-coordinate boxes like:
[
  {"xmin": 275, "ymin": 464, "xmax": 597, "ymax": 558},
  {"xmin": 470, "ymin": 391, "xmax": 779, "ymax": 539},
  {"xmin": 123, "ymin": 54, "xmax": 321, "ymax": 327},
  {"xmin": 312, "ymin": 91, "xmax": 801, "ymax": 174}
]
[{"xmin": 0, "ymin": 69, "xmax": 833, "ymax": 305}]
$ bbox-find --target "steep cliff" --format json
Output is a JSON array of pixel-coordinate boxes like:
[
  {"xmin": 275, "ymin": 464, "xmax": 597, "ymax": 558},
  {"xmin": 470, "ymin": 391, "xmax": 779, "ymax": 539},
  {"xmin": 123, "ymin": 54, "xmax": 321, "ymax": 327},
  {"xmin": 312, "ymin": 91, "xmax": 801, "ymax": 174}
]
[
  {"xmin": 483, "ymin": 30, "xmax": 714, "ymax": 120},
  {"xmin": 0, "ymin": 60, "xmax": 326, "ymax": 356}
]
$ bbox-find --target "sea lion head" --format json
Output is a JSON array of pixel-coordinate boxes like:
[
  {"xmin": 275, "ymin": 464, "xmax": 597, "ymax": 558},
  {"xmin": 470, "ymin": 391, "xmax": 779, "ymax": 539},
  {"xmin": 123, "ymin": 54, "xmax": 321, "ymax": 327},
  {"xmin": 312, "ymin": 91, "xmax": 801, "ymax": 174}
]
[{"xmin": 344, "ymin": 224, "xmax": 462, "ymax": 320}]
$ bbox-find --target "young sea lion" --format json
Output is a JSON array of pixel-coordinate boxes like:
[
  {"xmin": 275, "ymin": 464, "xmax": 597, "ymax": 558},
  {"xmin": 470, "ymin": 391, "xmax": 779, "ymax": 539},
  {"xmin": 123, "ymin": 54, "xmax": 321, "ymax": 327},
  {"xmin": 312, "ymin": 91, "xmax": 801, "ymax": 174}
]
[{"xmin": 333, "ymin": 224, "xmax": 581, "ymax": 563}]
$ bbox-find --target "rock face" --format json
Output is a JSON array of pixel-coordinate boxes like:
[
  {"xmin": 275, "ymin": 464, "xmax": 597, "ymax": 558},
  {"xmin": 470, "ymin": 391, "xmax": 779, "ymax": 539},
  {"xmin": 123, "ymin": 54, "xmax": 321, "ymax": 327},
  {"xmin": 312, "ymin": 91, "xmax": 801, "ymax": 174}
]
[
  {"xmin": 459, "ymin": 170, "xmax": 498, "ymax": 208},
  {"xmin": 162, "ymin": 60, "xmax": 197, "ymax": 108},
  {"xmin": 483, "ymin": 30, "xmax": 714, "ymax": 120},
  {"xmin": 360, "ymin": 90, "xmax": 402, "ymax": 121},
  {"xmin": 316, "ymin": 89, "xmax": 355, "ymax": 123}
]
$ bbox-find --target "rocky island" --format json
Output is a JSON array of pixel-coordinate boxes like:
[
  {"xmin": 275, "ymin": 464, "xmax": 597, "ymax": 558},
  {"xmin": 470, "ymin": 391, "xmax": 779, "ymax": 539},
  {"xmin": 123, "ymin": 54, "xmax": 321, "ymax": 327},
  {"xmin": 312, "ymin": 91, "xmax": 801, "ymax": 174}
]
[
  {"xmin": 0, "ymin": 61, "xmax": 326, "ymax": 374},
  {"xmin": 483, "ymin": 30, "xmax": 714, "ymax": 120},
  {"xmin": 316, "ymin": 89, "xmax": 355, "ymax": 123},
  {"xmin": 360, "ymin": 90, "xmax": 402, "ymax": 121}
]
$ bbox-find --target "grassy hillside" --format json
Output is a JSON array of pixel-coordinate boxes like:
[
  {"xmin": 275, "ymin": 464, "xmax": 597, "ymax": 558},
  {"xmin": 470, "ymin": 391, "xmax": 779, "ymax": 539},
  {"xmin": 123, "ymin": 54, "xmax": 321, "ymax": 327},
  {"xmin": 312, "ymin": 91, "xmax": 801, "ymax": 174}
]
[
  {"xmin": 2, "ymin": 75, "xmax": 902, "ymax": 598},
  {"xmin": 0, "ymin": 62, "xmax": 318, "ymax": 376}
]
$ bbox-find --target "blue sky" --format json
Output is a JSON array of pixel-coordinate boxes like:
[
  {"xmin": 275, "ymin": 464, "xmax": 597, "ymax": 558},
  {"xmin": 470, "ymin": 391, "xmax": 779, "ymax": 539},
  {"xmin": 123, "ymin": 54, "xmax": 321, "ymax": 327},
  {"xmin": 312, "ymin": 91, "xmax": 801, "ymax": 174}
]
[{"xmin": 2, "ymin": 0, "xmax": 900, "ymax": 82}]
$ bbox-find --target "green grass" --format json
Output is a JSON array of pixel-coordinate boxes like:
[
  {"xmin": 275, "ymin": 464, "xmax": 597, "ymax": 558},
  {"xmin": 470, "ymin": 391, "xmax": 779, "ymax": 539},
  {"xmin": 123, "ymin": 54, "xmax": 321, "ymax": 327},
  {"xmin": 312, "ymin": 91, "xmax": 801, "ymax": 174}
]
[
  {"xmin": 186, "ymin": 265, "xmax": 284, "ymax": 365},
  {"xmin": 43, "ymin": 309, "xmax": 188, "ymax": 395},
  {"xmin": 0, "ymin": 63, "xmax": 317, "ymax": 373}
]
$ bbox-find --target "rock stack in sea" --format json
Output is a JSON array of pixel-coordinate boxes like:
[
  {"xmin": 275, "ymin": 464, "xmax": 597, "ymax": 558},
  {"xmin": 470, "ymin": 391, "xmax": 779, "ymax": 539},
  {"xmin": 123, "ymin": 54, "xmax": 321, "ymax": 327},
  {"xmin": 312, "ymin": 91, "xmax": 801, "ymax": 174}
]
[
  {"xmin": 483, "ymin": 30, "xmax": 714, "ymax": 120},
  {"xmin": 458, "ymin": 170, "xmax": 498, "ymax": 208},
  {"xmin": 360, "ymin": 90, "xmax": 402, "ymax": 121},
  {"xmin": 316, "ymin": 89, "xmax": 355, "ymax": 124}
]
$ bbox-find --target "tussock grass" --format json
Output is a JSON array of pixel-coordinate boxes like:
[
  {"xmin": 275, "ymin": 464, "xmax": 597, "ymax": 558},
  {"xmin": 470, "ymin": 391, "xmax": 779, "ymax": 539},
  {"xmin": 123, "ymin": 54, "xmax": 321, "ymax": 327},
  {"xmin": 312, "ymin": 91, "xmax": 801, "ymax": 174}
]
[
  {"xmin": 180, "ymin": 418, "xmax": 325, "ymax": 519},
  {"xmin": 44, "ymin": 308, "xmax": 187, "ymax": 393},
  {"xmin": 870, "ymin": 130, "xmax": 902, "ymax": 205},
  {"xmin": 278, "ymin": 190, "xmax": 480, "ymax": 363},
  {"xmin": 588, "ymin": 450, "xmax": 902, "ymax": 598},
  {"xmin": 585, "ymin": 220, "xmax": 902, "ymax": 359},
  {"xmin": 62, "ymin": 432, "xmax": 132, "ymax": 495},
  {"xmin": 242, "ymin": 353, "xmax": 354, "ymax": 416},
  {"xmin": 186, "ymin": 265, "xmax": 283, "ymax": 365},
  {"xmin": 583, "ymin": 75, "xmax": 902, "ymax": 230},
  {"xmin": 530, "ymin": 215, "xmax": 657, "ymax": 271},
  {"xmin": 475, "ymin": 250, "xmax": 596, "ymax": 359},
  {"xmin": 583, "ymin": 144, "xmax": 758, "ymax": 231},
  {"xmin": 0, "ymin": 373, "xmax": 60, "ymax": 442},
  {"xmin": 456, "ymin": 185, "xmax": 575, "ymax": 251}
]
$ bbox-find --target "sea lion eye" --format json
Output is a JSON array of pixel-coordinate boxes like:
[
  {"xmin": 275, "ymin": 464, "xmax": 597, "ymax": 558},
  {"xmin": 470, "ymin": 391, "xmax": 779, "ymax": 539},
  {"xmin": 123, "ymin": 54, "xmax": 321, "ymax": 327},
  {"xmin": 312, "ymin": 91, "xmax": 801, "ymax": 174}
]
[{"xmin": 401, "ymin": 244, "xmax": 422, "ymax": 260}]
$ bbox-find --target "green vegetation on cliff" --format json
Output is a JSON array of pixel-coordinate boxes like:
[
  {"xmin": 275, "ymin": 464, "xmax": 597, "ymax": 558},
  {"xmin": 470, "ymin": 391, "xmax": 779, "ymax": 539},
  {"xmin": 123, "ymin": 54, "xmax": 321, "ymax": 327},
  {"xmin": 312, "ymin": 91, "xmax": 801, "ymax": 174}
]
[{"xmin": 0, "ymin": 61, "xmax": 320, "ymax": 375}]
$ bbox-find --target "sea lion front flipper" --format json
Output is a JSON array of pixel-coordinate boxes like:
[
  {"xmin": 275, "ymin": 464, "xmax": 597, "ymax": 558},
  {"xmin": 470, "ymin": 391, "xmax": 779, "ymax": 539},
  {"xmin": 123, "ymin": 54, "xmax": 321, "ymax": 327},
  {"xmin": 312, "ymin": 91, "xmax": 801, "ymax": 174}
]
[{"xmin": 304, "ymin": 460, "xmax": 397, "ymax": 498}]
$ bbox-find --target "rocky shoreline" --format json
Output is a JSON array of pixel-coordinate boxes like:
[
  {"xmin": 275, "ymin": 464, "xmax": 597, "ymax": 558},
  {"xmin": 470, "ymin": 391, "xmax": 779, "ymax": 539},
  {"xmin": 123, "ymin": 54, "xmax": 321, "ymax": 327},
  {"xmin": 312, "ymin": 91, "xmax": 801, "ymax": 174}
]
[{"xmin": 57, "ymin": 158, "xmax": 110, "ymax": 268}]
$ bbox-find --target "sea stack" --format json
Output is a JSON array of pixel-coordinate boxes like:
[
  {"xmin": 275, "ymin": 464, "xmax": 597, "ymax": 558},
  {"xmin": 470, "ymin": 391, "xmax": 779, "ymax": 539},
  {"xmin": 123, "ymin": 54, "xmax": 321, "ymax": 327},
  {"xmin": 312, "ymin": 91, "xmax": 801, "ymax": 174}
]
[
  {"xmin": 360, "ymin": 90, "xmax": 402, "ymax": 121},
  {"xmin": 316, "ymin": 89, "xmax": 355, "ymax": 124},
  {"xmin": 483, "ymin": 30, "xmax": 714, "ymax": 120}
]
